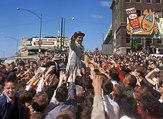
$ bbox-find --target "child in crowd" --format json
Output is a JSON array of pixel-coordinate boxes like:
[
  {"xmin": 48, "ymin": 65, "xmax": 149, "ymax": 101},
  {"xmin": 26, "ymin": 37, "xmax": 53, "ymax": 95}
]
[{"xmin": 0, "ymin": 72, "xmax": 29, "ymax": 119}]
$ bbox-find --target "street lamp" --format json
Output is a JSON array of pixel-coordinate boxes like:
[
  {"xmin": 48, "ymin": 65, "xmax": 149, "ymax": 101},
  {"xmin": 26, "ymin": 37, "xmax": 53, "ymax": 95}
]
[
  {"xmin": 16, "ymin": 8, "xmax": 42, "ymax": 57},
  {"xmin": 60, "ymin": 17, "xmax": 75, "ymax": 51},
  {"xmin": 5, "ymin": 36, "xmax": 18, "ymax": 55}
]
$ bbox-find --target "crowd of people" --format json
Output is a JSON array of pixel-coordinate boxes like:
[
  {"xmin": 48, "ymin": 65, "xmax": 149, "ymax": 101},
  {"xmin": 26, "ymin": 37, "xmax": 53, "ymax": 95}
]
[{"xmin": 0, "ymin": 31, "xmax": 163, "ymax": 119}]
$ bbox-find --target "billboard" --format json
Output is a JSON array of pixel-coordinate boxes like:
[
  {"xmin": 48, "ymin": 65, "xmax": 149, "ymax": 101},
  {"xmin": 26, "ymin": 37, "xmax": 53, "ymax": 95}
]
[
  {"xmin": 126, "ymin": 7, "xmax": 141, "ymax": 34},
  {"xmin": 31, "ymin": 38, "xmax": 56, "ymax": 47},
  {"xmin": 126, "ymin": 8, "xmax": 159, "ymax": 35}
]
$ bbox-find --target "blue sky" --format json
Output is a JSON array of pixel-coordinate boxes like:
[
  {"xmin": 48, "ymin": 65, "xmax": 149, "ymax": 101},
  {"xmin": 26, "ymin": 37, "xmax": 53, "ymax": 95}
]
[{"xmin": 0, "ymin": 0, "xmax": 112, "ymax": 58}]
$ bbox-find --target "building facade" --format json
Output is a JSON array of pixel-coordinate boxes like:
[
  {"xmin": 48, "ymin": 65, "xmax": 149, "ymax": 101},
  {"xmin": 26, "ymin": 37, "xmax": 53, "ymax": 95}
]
[{"xmin": 105, "ymin": 0, "xmax": 163, "ymax": 54}]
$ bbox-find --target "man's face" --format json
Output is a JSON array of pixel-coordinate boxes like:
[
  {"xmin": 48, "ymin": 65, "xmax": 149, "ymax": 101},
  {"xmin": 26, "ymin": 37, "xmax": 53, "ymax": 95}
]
[
  {"xmin": 4, "ymin": 82, "xmax": 17, "ymax": 98},
  {"xmin": 75, "ymin": 35, "xmax": 84, "ymax": 44}
]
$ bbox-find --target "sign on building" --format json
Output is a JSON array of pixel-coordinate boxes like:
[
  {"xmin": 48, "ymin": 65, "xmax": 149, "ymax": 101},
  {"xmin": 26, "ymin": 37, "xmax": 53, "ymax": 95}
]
[
  {"xmin": 126, "ymin": 8, "xmax": 159, "ymax": 35},
  {"xmin": 126, "ymin": 7, "xmax": 141, "ymax": 34}
]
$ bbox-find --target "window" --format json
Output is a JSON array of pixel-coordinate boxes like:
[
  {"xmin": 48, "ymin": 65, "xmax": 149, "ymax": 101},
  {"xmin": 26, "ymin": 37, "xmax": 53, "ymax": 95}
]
[
  {"xmin": 146, "ymin": 0, "xmax": 152, "ymax": 3},
  {"xmin": 136, "ymin": 10, "xmax": 142, "ymax": 16},
  {"xmin": 126, "ymin": 37, "xmax": 130, "ymax": 43},
  {"xmin": 156, "ymin": 0, "xmax": 161, "ymax": 3},
  {"xmin": 136, "ymin": 0, "xmax": 141, "ymax": 3},
  {"xmin": 156, "ymin": 10, "xmax": 162, "ymax": 17},
  {"xmin": 157, "ymin": 39, "xmax": 162, "ymax": 44},
  {"xmin": 125, "ymin": 0, "xmax": 131, "ymax": 3}
]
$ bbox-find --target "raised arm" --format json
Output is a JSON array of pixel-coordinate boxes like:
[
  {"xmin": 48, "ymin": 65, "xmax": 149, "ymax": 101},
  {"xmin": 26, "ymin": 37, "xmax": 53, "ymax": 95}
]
[{"xmin": 90, "ymin": 70, "xmax": 105, "ymax": 119}]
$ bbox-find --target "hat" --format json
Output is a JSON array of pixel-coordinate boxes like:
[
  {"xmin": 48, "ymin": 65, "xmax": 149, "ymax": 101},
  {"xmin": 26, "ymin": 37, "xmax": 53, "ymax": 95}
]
[
  {"xmin": 52, "ymin": 56, "xmax": 63, "ymax": 61},
  {"xmin": 73, "ymin": 31, "xmax": 85, "ymax": 38}
]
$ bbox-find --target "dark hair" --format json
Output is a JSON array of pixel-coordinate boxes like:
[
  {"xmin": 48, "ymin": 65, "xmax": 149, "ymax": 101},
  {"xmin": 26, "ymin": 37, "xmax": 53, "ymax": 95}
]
[
  {"xmin": 55, "ymin": 83, "xmax": 68, "ymax": 102},
  {"xmin": 42, "ymin": 61, "xmax": 55, "ymax": 68},
  {"xmin": 0, "ymin": 76, "xmax": 5, "ymax": 85},
  {"xmin": 120, "ymin": 96, "xmax": 138, "ymax": 118},
  {"xmin": 82, "ymin": 73, "xmax": 93, "ymax": 91},
  {"xmin": 76, "ymin": 85, "xmax": 85, "ymax": 103},
  {"xmin": 102, "ymin": 77, "xmax": 113, "ymax": 95},
  {"xmin": 4, "ymin": 72, "xmax": 17, "ymax": 85},
  {"xmin": 19, "ymin": 60, "xmax": 25, "ymax": 66},
  {"xmin": 109, "ymin": 68, "xmax": 120, "ymax": 82},
  {"xmin": 30, "ymin": 112, "xmax": 42, "ymax": 119},
  {"xmin": 124, "ymin": 74, "xmax": 137, "ymax": 88},
  {"xmin": 72, "ymin": 31, "xmax": 85, "ymax": 39},
  {"xmin": 43, "ymin": 84, "xmax": 58, "ymax": 102},
  {"xmin": 135, "ymin": 66, "xmax": 147, "ymax": 78},
  {"xmin": 55, "ymin": 110, "xmax": 74, "ymax": 119},
  {"xmin": 19, "ymin": 90, "xmax": 36, "ymax": 104},
  {"xmin": 81, "ymin": 95, "xmax": 93, "ymax": 119},
  {"xmin": 139, "ymin": 97, "xmax": 163, "ymax": 118},
  {"xmin": 31, "ymin": 92, "xmax": 49, "ymax": 112},
  {"xmin": 133, "ymin": 86, "xmax": 152, "ymax": 101}
]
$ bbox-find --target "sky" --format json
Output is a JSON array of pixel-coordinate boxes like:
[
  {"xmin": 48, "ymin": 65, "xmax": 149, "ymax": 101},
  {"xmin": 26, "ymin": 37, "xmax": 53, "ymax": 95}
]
[{"xmin": 0, "ymin": 0, "xmax": 112, "ymax": 58}]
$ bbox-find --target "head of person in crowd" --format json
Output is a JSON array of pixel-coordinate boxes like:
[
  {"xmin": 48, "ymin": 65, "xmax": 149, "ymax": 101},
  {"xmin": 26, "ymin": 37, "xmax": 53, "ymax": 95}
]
[
  {"xmin": 148, "ymin": 60, "xmax": 157, "ymax": 70},
  {"xmin": 30, "ymin": 112, "xmax": 42, "ymax": 119},
  {"xmin": 76, "ymin": 85, "xmax": 85, "ymax": 103},
  {"xmin": 139, "ymin": 97, "xmax": 163, "ymax": 119},
  {"xmin": 109, "ymin": 67, "xmax": 120, "ymax": 83},
  {"xmin": 133, "ymin": 86, "xmax": 152, "ymax": 102},
  {"xmin": 101, "ymin": 74, "xmax": 113, "ymax": 95},
  {"xmin": 30, "ymin": 61, "xmax": 38, "ymax": 69},
  {"xmin": 80, "ymin": 62, "xmax": 87, "ymax": 76},
  {"xmin": 81, "ymin": 72, "xmax": 93, "ymax": 92},
  {"xmin": 3, "ymin": 72, "xmax": 17, "ymax": 98},
  {"xmin": 19, "ymin": 89, "xmax": 36, "ymax": 114},
  {"xmin": 31, "ymin": 91, "xmax": 49, "ymax": 112},
  {"xmin": 120, "ymin": 95, "xmax": 138, "ymax": 118},
  {"xmin": 55, "ymin": 83, "xmax": 68, "ymax": 102},
  {"xmin": 132, "ymin": 65, "xmax": 147, "ymax": 78},
  {"xmin": 123, "ymin": 74, "xmax": 137, "ymax": 89},
  {"xmin": 112, "ymin": 84, "xmax": 124, "ymax": 101},
  {"xmin": 71, "ymin": 31, "xmax": 85, "ymax": 45},
  {"xmin": 18, "ymin": 60, "xmax": 25, "ymax": 69},
  {"xmin": 43, "ymin": 83, "xmax": 58, "ymax": 102},
  {"xmin": 81, "ymin": 95, "xmax": 93, "ymax": 119},
  {"xmin": 55, "ymin": 110, "xmax": 74, "ymax": 119}
]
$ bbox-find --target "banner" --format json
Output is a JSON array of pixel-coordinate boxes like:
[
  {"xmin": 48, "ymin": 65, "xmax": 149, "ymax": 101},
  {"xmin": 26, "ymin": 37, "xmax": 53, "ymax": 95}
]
[
  {"xmin": 126, "ymin": 9, "xmax": 159, "ymax": 35},
  {"xmin": 126, "ymin": 7, "xmax": 141, "ymax": 34}
]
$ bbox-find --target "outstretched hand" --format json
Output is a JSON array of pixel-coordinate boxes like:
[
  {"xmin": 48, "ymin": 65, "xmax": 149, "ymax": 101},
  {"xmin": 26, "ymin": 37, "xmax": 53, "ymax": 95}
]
[{"xmin": 90, "ymin": 70, "xmax": 102, "ymax": 96}]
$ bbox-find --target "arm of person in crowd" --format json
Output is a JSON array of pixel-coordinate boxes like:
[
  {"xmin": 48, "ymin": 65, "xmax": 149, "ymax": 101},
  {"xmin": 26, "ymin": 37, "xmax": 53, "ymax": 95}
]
[
  {"xmin": 44, "ymin": 66, "xmax": 55, "ymax": 77},
  {"xmin": 110, "ymin": 58, "xmax": 124, "ymax": 81},
  {"xmin": 90, "ymin": 70, "xmax": 105, "ymax": 119},
  {"xmin": 96, "ymin": 63, "xmax": 106, "ymax": 75},
  {"xmin": 67, "ymin": 72, "xmax": 76, "ymax": 106},
  {"xmin": 81, "ymin": 54, "xmax": 90, "ymax": 69},
  {"xmin": 140, "ymin": 79, "xmax": 161, "ymax": 100},
  {"xmin": 46, "ymin": 72, "xmax": 65, "ymax": 112},
  {"xmin": 145, "ymin": 68, "xmax": 160, "ymax": 86},
  {"xmin": 70, "ymin": 37, "xmax": 76, "ymax": 50},
  {"xmin": 26, "ymin": 70, "xmax": 41, "ymax": 90},
  {"xmin": 26, "ymin": 68, "xmax": 40, "ymax": 85},
  {"xmin": 44, "ymin": 66, "xmax": 56, "ymax": 86},
  {"xmin": 49, "ymin": 72, "xmax": 65, "ymax": 104}
]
